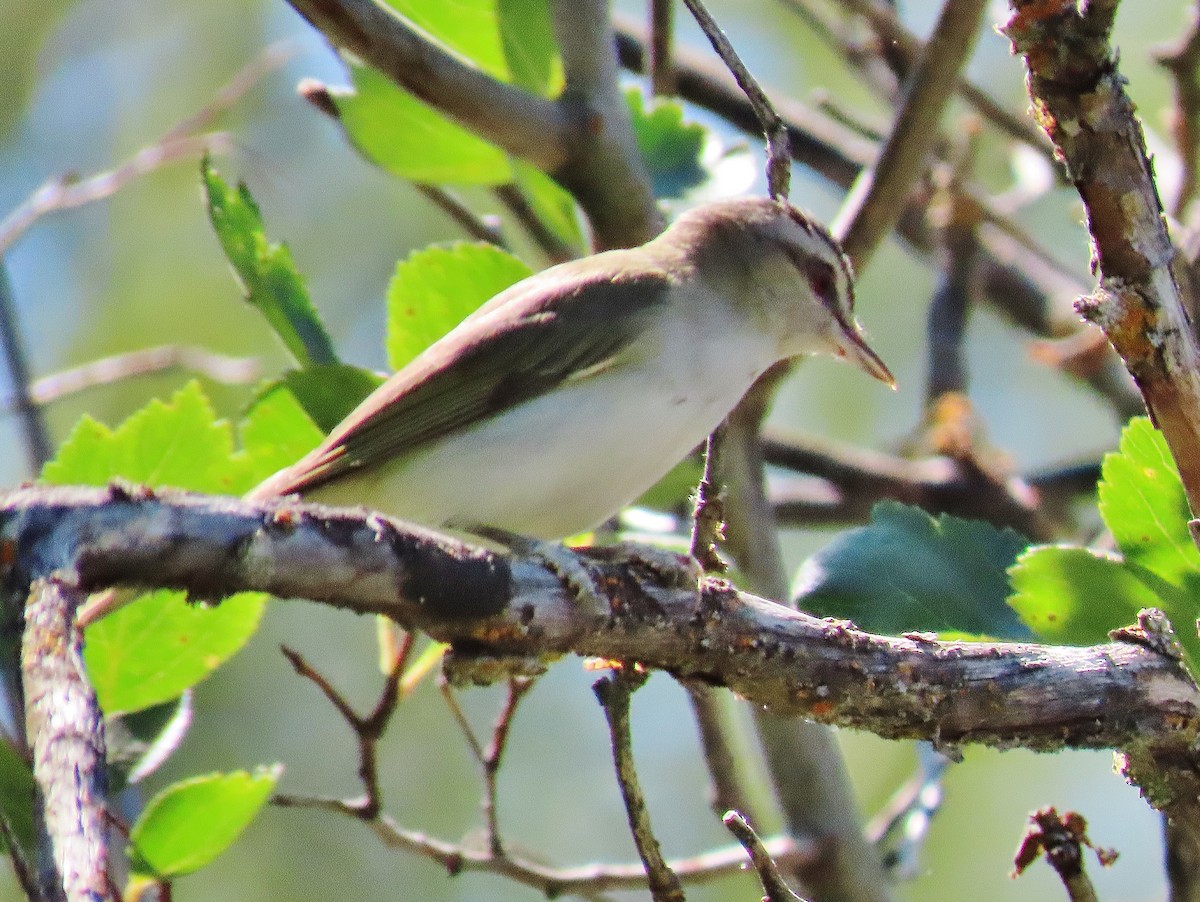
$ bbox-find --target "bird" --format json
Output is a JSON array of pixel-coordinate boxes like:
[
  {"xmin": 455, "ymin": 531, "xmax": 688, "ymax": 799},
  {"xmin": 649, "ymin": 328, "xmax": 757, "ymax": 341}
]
[{"xmin": 246, "ymin": 196, "xmax": 893, "ymax": 540}]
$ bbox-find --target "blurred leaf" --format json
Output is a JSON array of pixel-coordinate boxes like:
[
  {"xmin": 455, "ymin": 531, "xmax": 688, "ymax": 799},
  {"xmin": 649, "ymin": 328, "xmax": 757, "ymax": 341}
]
[
  {"xmin": 627, "ymin": 89, "xmax": 708, "ymax": 199},
  {"xmin": 1098, "ymin": 416, "xmax": 1200, "ymax": 592},
  {"xmin": 386, "ymin": 242, "xmax": 531, "ymax": 371},
  {"xmin": 794, "ymin": 501, "xmax": 1031, "ymax": 637},
  {"xmin": 42, "ymin": 382, "xmax": 268, "ymax": 713},
  {"xmin": 202, "ymin": 159, "xmax": 338, "ymax": 368},
  {"xmin": 129, "ymin": 767, "xmax": 281, "ymax": 879},
  {"xmin": 510, "ymin": 161, "xmax": 583, "ymax": 254},
  {"xmin": 0, "ymin": 737, "xmax": 35, "ymax": 854},
  {"xmin": 0, "ymin": 1, "xmax": 72, "ymax": 139},
  {"xmin": 276, "ymin": 365, "xmax": 386, "ymax": 434},
  {"xmin": 240, "ymin": 385, "xmax": 325, "ymax": 477},
  {"xmin": 497, "ymin": 0, "xmax": 562, "ymax": 95},
  {"xmin": 335, "ymin": 64, "xmax": 513, "ymax": 186},
  {"xmin": 84, "ymin": 590, "xmax": 266, "ymax": 715}
]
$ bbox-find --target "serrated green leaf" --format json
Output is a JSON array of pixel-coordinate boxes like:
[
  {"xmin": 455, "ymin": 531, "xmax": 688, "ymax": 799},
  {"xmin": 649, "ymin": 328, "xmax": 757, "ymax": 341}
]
[
  {"xmin": 386, "ymin": 242, "xmax": 531, "ymax": 371},
  {"xmin": 497, "ymin": 0, "xmax": 562, "ymax": 95},
  {"xmin": 276, "ymin": 365, "xmax": 386, "ymax": 434},
  {"xmin": 794, "ymin": 501, "xmax": 1031, "ymax": 637},
  {"xmin": 0, "ymin": 738, "xmax": 35, "ymax": 854},
  {"xmin": 42, "ymin": 382, "xmax": 269, "ymax": 712},
  {"xmin": 41, "ymin": 382, "xmax": 251, "ymax": 494},
  {"xmin": 510, "ymin": 161, "xmax": 583, "ymax": 254},
  {"xmin": 84, "ymin": 590, "xmax": 267, "ymax": 714},
  {"xmin": 627, "ymin": 89, "xmax": 708, "ymax": 199},
  {"xmin": 130, "ymin": 767, "xmax": 281, "ymax": 878},
  {"xmin": 203, "ymin": 159, "xmax": 337, "ymax": 367},
  {"xmin": 336, "ymin": 64, "xmax": 513, "ymax": 186},
  {"xmin": 1098, "ymin": 416, "xmax": 1200, "ymax": 591},
  {"xmin": 1008, "ymin": 545, "xmax": 1164, "ymax": 644}
]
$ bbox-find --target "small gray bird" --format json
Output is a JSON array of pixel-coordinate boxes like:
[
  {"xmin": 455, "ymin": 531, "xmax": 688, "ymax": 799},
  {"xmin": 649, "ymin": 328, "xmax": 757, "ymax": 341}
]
[{"xmin": 248, "ymin": 197, "xmax": 893, "ymax": 538}]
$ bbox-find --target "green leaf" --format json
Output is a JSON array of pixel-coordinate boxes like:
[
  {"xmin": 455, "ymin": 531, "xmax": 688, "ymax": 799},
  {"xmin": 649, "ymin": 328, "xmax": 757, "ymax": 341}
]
[
  {"xmin": 129, "ymin": 767, "xmax": 281, "ymax": 878},
  {"xmin": 336, "ymin": 64, "xmax": 513, "ymax": 186},
  {"xmin": 277, "ymin": 365, "xmax": 386, "ymax": 434},
  {"xmin": 497, "ymin": 0, "xmax": 562, "ymax": 95},
  {"xmin": 41, "ymin": 383, "xmax": 269, "ymax": 713},
  {"xmin": 1008, "ymin": 546, "xmax": 1169, "ymax": 645},
  {"xmin": 510, "ymin": 161, "xmax": 583, "ymax": 254},
  {"xmin": 202, "ymin": 158, "xmax": 338, "ymax": 367},
  {"xmin": 84, "ymin": 590, "xmax": 267, "ymax": 715},
  {"xmin": 794, "ymin": 501, "xmax": 1031, "ymax": 638},
  {"xmin": 41, "ymin": 381, "xmax": 252, "ymax": 495},
  {"xmin": 386, "ymin": 242, "xmax": 532, "ymax": 371},
  {"xmin": 1098, "ymin": 416, "xmax": 1200, "ymax": 591},
  {"xmin": 240, "ymin": 385, "xmax": 326, "ymax": 478},
  {"xmin": 0, "ymin": 738, "xmax": 35, "ymax": 854},
  {"xmin": 627, "ymin": 89, "xmax": 708, "ymax": 199}
]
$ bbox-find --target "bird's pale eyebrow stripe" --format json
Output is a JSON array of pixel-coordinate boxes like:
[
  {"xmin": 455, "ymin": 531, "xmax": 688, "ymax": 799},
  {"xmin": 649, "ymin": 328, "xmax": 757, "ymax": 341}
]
[{"xmin": 783, "ymin": 206, "xmax": 856, "ymax": 314}]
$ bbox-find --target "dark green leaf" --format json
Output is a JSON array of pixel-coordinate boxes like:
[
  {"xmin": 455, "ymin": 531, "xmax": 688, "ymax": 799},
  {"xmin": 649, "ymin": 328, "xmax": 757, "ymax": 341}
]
[
  {"xmin": 202, "ymin": 159, "xmax": 337, "ymax": 367},
  {"xmin": 277, "ymin": 365, "xmax": 386, "ymax": 434},
  {"xmin": 129, "ymin": 767, "xmax": 281, "ymax": 878},
  {"xmin": 0, "ymin": 738, "xmax": 35, "ymax": 854},
  {"xmin": 386, "ymin": 242, "xmax": 531, "ymax": 371},
  {"xmin": 240, "ymin": 385, "xmax": 325, "ymax": 479},
  {"xmin": 627, "ymin": 89, "xmax": 708, "ymax": 199},
  {"xmin": 794, "ymin": 501, "xmax": 1031, "ymax": 638}
]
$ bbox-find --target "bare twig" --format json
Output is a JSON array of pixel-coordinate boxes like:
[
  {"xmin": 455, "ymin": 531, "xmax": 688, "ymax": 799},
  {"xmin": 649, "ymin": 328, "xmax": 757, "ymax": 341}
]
[
  {"xmin": 415, "ymin": 185, "xmax": 508, "ymax": 248},
  {"xmin": 491, "ymin": 184, "xmax": 577, "ymax": 264},
  {"xmin": 688, "ymin": 426, "xmax": 727, "ymax": 574},
  {"xmin": 1154, "ymin": 2, "xmax": 1200, "ymax": 217},
  {"xmin": 440, "ymin": 676, "xmax": 534, "ymax": 856},
  {"xmin": 593, "ymin": 666, "xmax": 683, "ymax": 902},
  {"xmin": 682, "ymin": 682, "xmax": 757, "ymax": 820},
  {"xmin": 650, "ymin": 0, "xmax": 676, "ymax": 96},
  {"xmin": 0, "ymin": 265, "xmax": 51, "ymax": 473},
  {"xmin": 866, "ymin": 744, "xmax": 948, "ymax": 879},
  {"xmin": 0, "ymin": 345, "xmax": 261, "ymax": 417},
  {"xmin": 723, "ymin": 811, "xmax": 806, "ymax": 902},
  {"xmin": 280, "ymin": 643, "xmax": 404, "ymax": 819},
  {"xmin": 832, "ymin": 0, "xmax": 990, "ymax": 270},
  {"xmin": 679, "ymin": 0, "xmax": 791, "ymax": 198}
]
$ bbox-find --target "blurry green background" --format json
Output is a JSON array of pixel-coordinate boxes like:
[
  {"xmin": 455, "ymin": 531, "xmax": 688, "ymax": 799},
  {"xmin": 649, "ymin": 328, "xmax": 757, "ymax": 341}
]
[{"xmin": 0, "ymin": 0, "xmax": 1187, "ymax": 899}]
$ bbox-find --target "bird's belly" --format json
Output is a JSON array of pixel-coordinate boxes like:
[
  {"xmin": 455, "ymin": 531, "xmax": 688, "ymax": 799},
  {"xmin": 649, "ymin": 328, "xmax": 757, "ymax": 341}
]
[{"xmin": 310, "ymin": 361, "xmax": 762, "ymax": 539}]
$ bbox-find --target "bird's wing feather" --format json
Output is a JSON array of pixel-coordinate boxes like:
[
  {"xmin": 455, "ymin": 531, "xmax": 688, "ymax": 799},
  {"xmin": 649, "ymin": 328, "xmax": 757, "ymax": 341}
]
[{"xmin": 252, "ymin": 256, "xmax": 674, "ymax": 498}]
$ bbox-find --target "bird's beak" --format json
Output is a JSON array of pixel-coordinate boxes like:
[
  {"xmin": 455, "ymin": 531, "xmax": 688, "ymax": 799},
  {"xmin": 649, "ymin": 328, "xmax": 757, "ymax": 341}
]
[{"xmin": 833, "ymin": 318, "xmax": 896, "ymax": 388}]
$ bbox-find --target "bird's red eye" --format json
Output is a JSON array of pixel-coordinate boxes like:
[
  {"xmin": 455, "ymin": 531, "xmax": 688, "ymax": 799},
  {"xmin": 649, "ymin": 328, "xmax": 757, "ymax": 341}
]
[{"xmin": 807, "ymin": 261, "xmax": 837, "ymax": 303}]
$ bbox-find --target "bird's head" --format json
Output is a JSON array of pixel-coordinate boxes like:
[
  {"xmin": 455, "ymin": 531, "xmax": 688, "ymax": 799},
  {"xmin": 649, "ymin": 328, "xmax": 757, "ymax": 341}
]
[{"xmin": 663, "ymin": 197, "xmax": 895, "ymax": 386}]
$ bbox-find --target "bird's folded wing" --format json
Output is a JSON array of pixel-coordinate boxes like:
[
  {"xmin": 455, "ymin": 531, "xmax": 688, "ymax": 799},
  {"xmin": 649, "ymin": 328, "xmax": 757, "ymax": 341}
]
[{"xmin": 251, "ymin": 261, "xmax": 672, "ymax": 498}]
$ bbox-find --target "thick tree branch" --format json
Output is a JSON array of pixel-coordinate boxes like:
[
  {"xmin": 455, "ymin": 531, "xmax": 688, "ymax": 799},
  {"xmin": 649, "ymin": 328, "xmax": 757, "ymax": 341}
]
[
  {"xmin": 6, "ymin": 487, "xmax": 1200, "ymax": 830},
  {"xmin": 1003, "ymin": 1, "xmax": 1200, "ymax": 512}
]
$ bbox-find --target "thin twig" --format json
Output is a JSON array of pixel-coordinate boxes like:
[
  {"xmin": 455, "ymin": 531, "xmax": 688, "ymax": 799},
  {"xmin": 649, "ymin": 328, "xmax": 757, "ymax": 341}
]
[
  {"xmin": 688, "ymin": 425, "xmax": 727, "ymax": 573},
  {"xmin": 440, "ymin": 676, "xmax": 534, "ymax": 856},
  {"xmin": 1154, "ymin": 1, "xmax": 1200, "ymax": 217},
  {"xmin": 492, "ymin": 184, "xmax": 577, "ymax": 263},
  {"xmin": 679, "ymin": 0, "xmax": 791, "ymax": 198},
  {"xmin": 833, "ymin": 0, "xmax": 990, "ymax": 270},
  {"xmin": 0, "ymin": 812, "xmax": 40, "ymax": 902},
  {"xmin": 0, "ymin": 345, "xmax": 261, "ymax": 417},
  {"xmin": 593, "ymin": 666, "xmax": 684, "ymax": 902},
  {"xmin": 275, "ymin": 792, "xmax": 815, "ymax": 898},
  {"xmin": 280, "ymin": 643, "xmax": 404, "ymax": 819},
  {"xmin": 650, "ymin": 0, "xmax": 676, "ymax": 96},
  {"xmin": 682, "ymin": 682, "xmax": 757, "ymax": 820},
  {"xmin": 416, "ymin": 185, "xmax": 508, "ymax": 248},
  {"xmin": 866, "ymin": 744, "xmax": 948, "ymax": 879},
  {"xmin": 0, "ymin": 264, "xmax": 51, "ymax": 473},
  {"xmin": 723, "ymin": 811, "xmax": 806, "ymax": 902}
]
